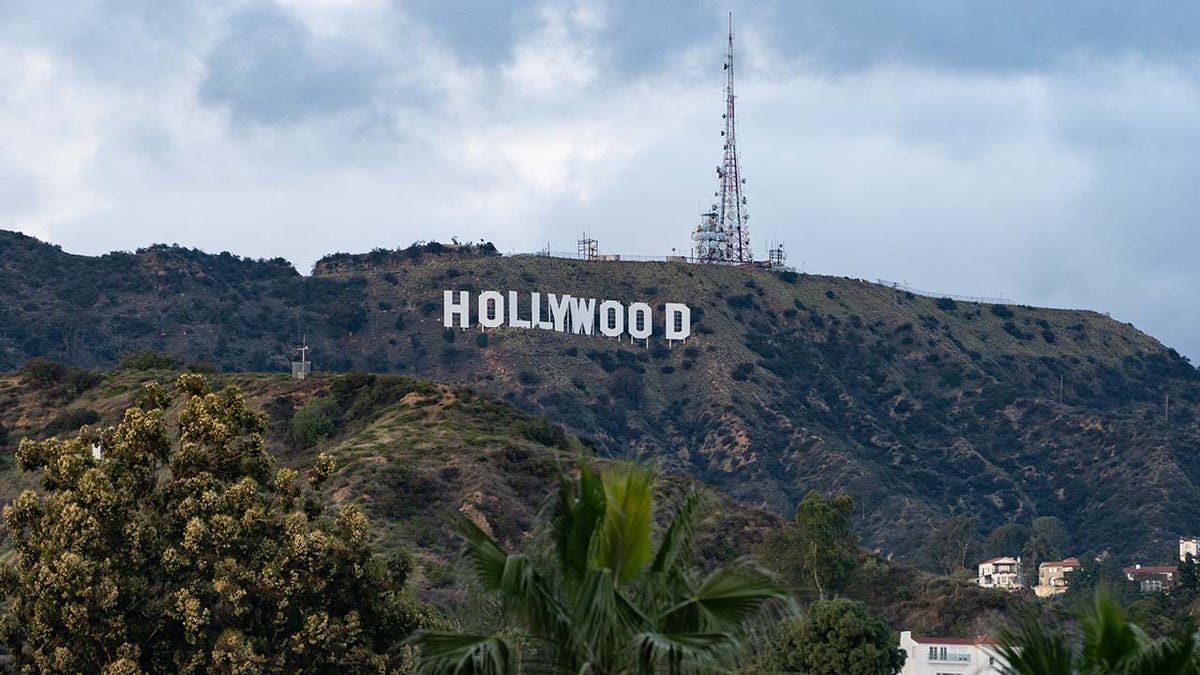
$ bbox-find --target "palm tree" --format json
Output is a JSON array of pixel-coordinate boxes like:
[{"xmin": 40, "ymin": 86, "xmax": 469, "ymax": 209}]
[
  {"xmin": 996, "ymin": 590, "xmax": 1200, "ymax": 675},
  {"xmin": 409, "ymin": 462, "xmax": 794, "ymax": 674}
]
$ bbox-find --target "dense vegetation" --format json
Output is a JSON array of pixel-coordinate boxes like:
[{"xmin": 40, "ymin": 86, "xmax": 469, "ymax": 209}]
[
  {"xmin": 0, "ymin": 374, "xmax": 433, "ymax": 672},
  {"xmin": 3, "ymin": 230, "xmax": 1199, "ymax": 565}
]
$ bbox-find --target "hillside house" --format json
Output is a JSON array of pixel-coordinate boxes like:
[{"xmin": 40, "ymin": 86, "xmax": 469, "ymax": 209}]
[
  {"xmin": 1181, "ymin": 537, "xmax": 1199, "ymax": 562},
  {"xmin": 898, "ymin": 632, "xmax": 1007, "ymax": 675},
  {"xmin": 977, "ymin": 556, "xmax": 1022, "ymax": 590},
  {"xmin": 1124, "ymin": 564, "xmax": 1176, "ymax": 593},
  {"xmin": 1035, "ymin": 558, "xmax": 1080, "ymax": 597}
]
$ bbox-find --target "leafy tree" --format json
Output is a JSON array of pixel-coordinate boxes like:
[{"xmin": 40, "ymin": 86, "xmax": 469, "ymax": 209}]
[
  {"xmin": 997, "ymin": 590, "xmax": 1200, "ymax": 674},
  {"xmin": 922, "ymin": 515, "xmax": 979, "ymax": 576},
  {"xmin": 410, "ymin": 462, "xmax": 793, "ymax": 674},
  {"xmin": 983, "ymin": 523, "xmax": 1030, "ymax": 560},
  {"xmin": 1177, "ymin": 555, "xmax": 1200, "ymax": 594},
  {"xmin": 117, "ymin": 348, "xmax": 183, "ymax": 371},
  {"xmin": 1068, "ymin": 553, "xmax": 1135, "ymax": 602},
  {"xmin": 791, "ymin": 490, "xmax": 857, "ymax": 600},
  {"xmin": 289, "ymin": 396, "xmax": 340, "ymax": 448},
  {"xmin": 1024, "ymin": 516, "xmax": 1069, "ymax": 572},
  {"xmin": 0, "ymin": 375, "xmax": 433, "ymax": 673},
  {"xmin": 757, "ymin": 599, "xmax": 905, "ymax": 674}
]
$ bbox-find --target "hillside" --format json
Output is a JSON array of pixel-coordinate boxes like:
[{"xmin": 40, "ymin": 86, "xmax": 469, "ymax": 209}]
[
  {"xmin": 2, "ymin": 230, "xmax": 1199, "ymax": 562},
  {"xmin": 0, "ymin": 368, "xmax": 1018, "ymax": 637}
]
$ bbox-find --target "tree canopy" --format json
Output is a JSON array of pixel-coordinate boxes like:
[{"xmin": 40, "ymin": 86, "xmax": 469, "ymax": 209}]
[
  {"xmin": 757, "ymin": 598, "xmax": 905, "ymax": 675},
  {"xmin": 0, "ymin": 374, "xmax": 433, "ymax": 673}
]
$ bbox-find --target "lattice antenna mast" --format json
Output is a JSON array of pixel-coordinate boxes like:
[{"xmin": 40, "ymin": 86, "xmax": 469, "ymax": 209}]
[
  {"xmin": 720, "ymin": 13, "xmax": 750, "ymax": 262},
  {"xmin": 693, "ymin": 13, "xmax": 752, "ymax": 263}
]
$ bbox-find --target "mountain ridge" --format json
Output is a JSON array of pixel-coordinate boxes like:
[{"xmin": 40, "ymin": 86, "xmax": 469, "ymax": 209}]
[{"xmin": 3, "ymin": 229, "xmax": 1198, "ymax": 563}]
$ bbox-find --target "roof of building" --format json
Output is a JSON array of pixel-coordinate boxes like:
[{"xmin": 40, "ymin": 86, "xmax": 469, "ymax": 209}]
[
  {"xmin": 979, "ymin": 556, "xmax": 1019, "ymax": 565},
  {"xmin": 1040, "ymin": 558, "xmax": 1081, "ymax": 569},
  {"xmin": 911, "ymin": 635, "xmax": 998, "ymax": 646},
  {"xmin": 1123, "ymin": 565, "xmax": 1176, "ymax": 575}
]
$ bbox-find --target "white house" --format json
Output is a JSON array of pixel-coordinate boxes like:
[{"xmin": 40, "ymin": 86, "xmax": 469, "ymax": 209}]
[
  {"xmin": 1181, "ymin": 537, "xmax": 1199, "ymax": 562},
  {"xmin": 977, "ymin": 556, "xmax": 1022, "ymax": 590},
  {"xmin": 899, "ymin": 631, "xmax": 1008, "ymax": 675}
]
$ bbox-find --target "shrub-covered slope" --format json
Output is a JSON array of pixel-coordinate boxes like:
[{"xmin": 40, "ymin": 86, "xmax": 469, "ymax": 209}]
[{"xmin": 1, "ymin": 230, "xmax": 1198, "ymax": 562}]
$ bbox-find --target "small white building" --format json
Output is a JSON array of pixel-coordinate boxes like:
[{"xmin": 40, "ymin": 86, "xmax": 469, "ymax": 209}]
[
  {"xmin": 977, "ymin": 556, "xmax": 1022, "ymax": 590},
  {"xmin": 1181, "ymin": 537, "xmax": 1199, "ymax": 563},
  {"xmin": 899, "ymin": 631, "xmax": 1007, "ymax": 675},
  {"xmin": 1034, "ymin": 558, "xmax": 1080, "ymax": 597}
]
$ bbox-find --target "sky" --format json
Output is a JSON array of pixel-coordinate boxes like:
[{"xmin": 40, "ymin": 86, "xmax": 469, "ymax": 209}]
[{"xmin": 3, "ymin": 1, "xmax": 1200, "ymax": 359}]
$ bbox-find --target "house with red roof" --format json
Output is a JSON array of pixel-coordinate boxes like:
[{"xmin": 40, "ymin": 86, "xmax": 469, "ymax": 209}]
[
  {"xmin": 976, "ymin": 556, "xmax": 1022, "ymax": 590},
  {"xmin": 898, "ymin": 631, "xmax": 1008, "ymax": 675},
  {"xmin": 1124, "ymin": 563, "xmax": 1176, "ymax": 593},
  {"xmin": 1035, "ymin": 557, "xmax": 1080, "ymax": 597}
]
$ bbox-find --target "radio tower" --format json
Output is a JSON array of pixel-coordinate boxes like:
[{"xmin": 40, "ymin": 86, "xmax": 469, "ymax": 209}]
[{"xmin": 693, "ymin": 13, "xmax": 752, "ymax": 264}]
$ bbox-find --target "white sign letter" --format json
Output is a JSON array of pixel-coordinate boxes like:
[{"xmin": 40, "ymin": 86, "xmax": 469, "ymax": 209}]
[
  {"xmin": 548, "ymin": 294, "xmax": 572, "ymax": 332},
  {"xmin": 531, "ymin": 292, "xmax": 554, "ymax": 329},
  {"xmin": 665, "ymin": 303, "xmax": 691, "ymax": 340},
  {"xmin": 599, "ymin": 300, "xmax": 624, "ymax": 337},
  {"xmin": 479, "ymin": 291, "xmax": 504, "ymax": 329},
  {"xmin": 443, "ymin": 290, "xmax": 470, "ymax": 328},
  {"xmin": 569, "ymin": 297, "xmax": 596, "ymax": 335},
  {"xmin": 628, "ymin": 302, "xmax": 652, "ymax": 340},
  {"xmin": 508, "ymin": 290, "xmax": 532, "ymax": 328}
]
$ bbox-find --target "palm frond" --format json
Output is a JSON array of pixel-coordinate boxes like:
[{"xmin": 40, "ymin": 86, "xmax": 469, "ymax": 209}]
[
  {"xmin": 660, "ymin": 562, "xmax": 793, "ymax": 634},
  {"xmin": 651, "ymin": 488, "xmax": 701, "ymax": 577},
  {"xmin": 569, "ymin": 568, "xmax": 649, "ymax": 669},
  {"xmin": 1080, "ymin": 589, "xmax": 1145, "ymax": 671},
  {"xmin": 1122, "ymin": 621, "xmax": 1200, "ymax": 675},
  {"xmin": 994, "ymin": 609, "xmax": 1075, "ymax": 675},
  {"xmin": 635, "ymin": 630, "xmax": 738, "ymax": 675},
  {"xmin": 596, "ymin": 463, "xmax": 655, "ymax": 585},
  {"xmin": 407, "ymin": 632, "xmax": 518, "ymax": 675},
  {"xmin": 458, "ymin": 515, "xmax": 570, "ymax": 643},
  {"xmin": 555, "ymin": 461, "xmax": 606, "ymax": 587}
]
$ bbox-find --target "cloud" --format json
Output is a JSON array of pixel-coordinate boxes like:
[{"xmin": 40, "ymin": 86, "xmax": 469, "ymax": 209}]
[{"xmin": 2, "ymin": 0, "xmax": 1200, "ymax": 361}]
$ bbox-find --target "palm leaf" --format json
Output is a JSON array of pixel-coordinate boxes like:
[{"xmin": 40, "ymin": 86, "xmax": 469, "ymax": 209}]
[
  {"xmin": 556, "ymin": 461, "xmax": 606, "ymax": 587},
  {"xmin": 407, "ymin": 632, "xmax": 518, "ymax": 675},
  {"xmin": 1080, "ymin": 589, "xmax": 1145, "ymax": 671},
  {"xmin": 660, "ymin": 562, "xmax": 792, "ymax": 634},
  {"xmin": 651, "ymin": 488, "xmax": 700, "ymax": 576},
  {"xmin": 458, "ymin": 516, "xmax": 570, "ymax": 644},
  {"xmin": 635, "ymin": 630, "xmax": 738, "ymax": 675},
  {"xmin": 596, "ymin": 464, "xmax": 655, "ymax": 585},
  {"xmin": 994, "ymin": 609, "xmax": 1075, "ymax": 675}
]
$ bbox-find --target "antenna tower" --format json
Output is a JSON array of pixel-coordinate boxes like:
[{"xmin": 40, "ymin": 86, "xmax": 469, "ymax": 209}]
[{"xmin": 693, "ymin": 13, "xmax": 752, "ymax": 264}]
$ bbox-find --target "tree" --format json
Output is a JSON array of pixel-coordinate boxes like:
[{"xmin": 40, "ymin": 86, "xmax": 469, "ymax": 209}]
[
  {"xmin": 410, "ymin": 462, "xmax": 793, "ymax": 674},
  {"xmin": 983, "ymin": 523, "xmax": 1030, "ymax": 560},
  {"xmin": 792, "ymin": 490, "xmax": 857, "ymax": 600},
  {"xmin": 923, "ymin": 515, "xmax": 979, "ymax": 576},
  {"xmin": 1024, "ymin": 516, "xmax": 1069, "ymax": 573},
  {"xmin": 757, "ymin": 599, "xmax": 905, "ymax": 674},
  {"xmin": 0, "ymin": 375, "xmax": 432, "ymax": 673},
  {"xmin": 997, "ymin": 590, "xmax": 1200, "ymax": 674}
]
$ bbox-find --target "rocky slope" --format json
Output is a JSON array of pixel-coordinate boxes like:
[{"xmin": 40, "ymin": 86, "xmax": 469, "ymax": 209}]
[{"xmin": 2, "ymin": 230, "xmax": 1198, "ymax": 562}]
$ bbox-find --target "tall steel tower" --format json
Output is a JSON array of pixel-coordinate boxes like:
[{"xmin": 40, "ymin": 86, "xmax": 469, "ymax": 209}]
[{"xmin": 693, "ymin": 13, "xmax": 752, "ymax": 264}]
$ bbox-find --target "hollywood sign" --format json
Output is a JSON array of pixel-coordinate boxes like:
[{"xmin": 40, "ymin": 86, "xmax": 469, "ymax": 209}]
[{"xmin": 443, "ymin": 291, "xmax": 692, "ymax": 341}]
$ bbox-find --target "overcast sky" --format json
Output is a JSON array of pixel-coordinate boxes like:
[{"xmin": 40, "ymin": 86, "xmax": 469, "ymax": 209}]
[{"xmin": 3, "ymin": 1, "xmax": 1200, "ymax": 360}]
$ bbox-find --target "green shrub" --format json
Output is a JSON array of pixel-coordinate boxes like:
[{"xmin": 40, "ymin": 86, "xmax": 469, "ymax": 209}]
[
  {"xmin": 936, "ymin": 297, "xmax": 958, "ymax": 311},
  {"xmin": 518, "ymin": 417, "xmax": 569, "ymax": 450},
  {"xmin": 289, "ymin": 397, "xmax": 339, "ymax": 448},
  {"xmin": 475, "ymin": 332, "xmax": 489, "ymax": 348},
  {"xmin": 443, "ymin": 328, "xmax": 456, "ymax": 343},
  {"xmin": 732, "ymin": 363, "xmax": 754, "ymax": 381},
  {"xmin": 118, "ymin": 349, "xmax": 183, "ymax": 371},
  {"xmin": 517, "ymin": 371, "xmax": 541, "ymax": 386},
  {"xmin": 45, "ymin": 408, "xmax": 101, "ymax": 435}
]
